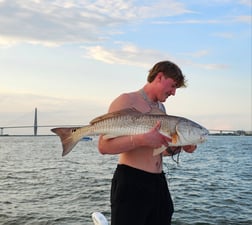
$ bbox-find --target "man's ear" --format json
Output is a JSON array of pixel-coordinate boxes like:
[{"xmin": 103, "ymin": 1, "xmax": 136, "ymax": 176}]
[{"xmin": 155, "ymin": 72, "xmax": 164, "ymax": 82}]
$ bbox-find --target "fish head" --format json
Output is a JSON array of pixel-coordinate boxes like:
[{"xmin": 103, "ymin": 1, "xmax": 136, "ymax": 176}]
[{"xmin": 175, "ymin": 119, "xmax": 209, "ymax": 145}]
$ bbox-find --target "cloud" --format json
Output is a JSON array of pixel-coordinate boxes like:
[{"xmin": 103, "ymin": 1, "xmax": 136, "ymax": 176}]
[
  {"xmin": 179, "ymin": 50, "xmax": 210, "ymax": 58},
  {"xmin": 152, "ymin": 14, "xmax": 252, "ymax": 26},
  {"xmin": 83, "ymin": 42, "xmax": 228, "ymax": 70},
  {"xmin": 192, "ymin": 63, "xmax": 229, "ymax": 70},
  {"xmin": 233, "ymin": 15, "xmax": 252, "ymax": 23},
  {"xmin": 135, "ymin": 0, "xmax": 192, "ymax": 17},
  {"xmin": 152, "ymin": 19, "xmax": 221, "ymax": 25},
  {"xmin": 238, "ymin": 0, "xmax": 252, "ymax": 7},
  {"xmin": 212, "ymin": 32, "xmax": 235, "ymax": 39},
  {"xmin": 0, "ymin": 92, "xmax": 107, "ymax": 126},
  {"xmin": 0, "ymin": 0, "xmax": 107, "ymax": 46},
  {"xmin": 0, "ymin": 0, "xmax": 190, "ymax": 47},
  {"xmin": 83, "ymin": 43, "xmax": 172, "ymax": 68}
]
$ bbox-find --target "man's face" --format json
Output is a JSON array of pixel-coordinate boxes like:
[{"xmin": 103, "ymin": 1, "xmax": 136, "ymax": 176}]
[{"xmin": 157, "ymin": 74, "xmax": 178, "ymax": 102}]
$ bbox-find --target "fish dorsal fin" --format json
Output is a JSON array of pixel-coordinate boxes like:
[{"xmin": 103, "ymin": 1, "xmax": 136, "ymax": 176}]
[{"xmin": 90, "ymin": 108, "xmax": 141, "ymax": 125}]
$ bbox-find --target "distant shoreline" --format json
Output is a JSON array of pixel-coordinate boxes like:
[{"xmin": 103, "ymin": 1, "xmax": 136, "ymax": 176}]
[{"xmin": 209, "ymin": 133, "xmax": 252, "ymax": 136}]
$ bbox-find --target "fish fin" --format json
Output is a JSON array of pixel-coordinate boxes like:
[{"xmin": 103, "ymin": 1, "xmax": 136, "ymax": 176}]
[
  {"xmin": 51, "ymin": 126, "xmax": 86, "ymax": 156},
  {"xmin": 90, "ymin": 108, "xmax": 141, "ymax": 124},
  {"xmin": 153, "ymin": 145, "xmax": 167, "ymax": 156},
  {"xmin": 172, "ymin": 133, "xmax": 178, "ymax": 144},
  {"xmin": 102, "ymin": 134, "xmax": 120, "ymax": 139}
]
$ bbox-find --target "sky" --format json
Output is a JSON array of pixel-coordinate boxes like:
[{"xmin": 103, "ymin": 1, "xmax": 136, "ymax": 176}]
[{"xmin": 0, "ymin": 0, "xmax": 251, "ymax": 135}]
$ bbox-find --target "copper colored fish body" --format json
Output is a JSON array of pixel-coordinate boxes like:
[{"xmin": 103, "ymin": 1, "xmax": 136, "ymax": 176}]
[{"xmin": 51, "ymin": 108, "xmax": 209, "ymax": 156}]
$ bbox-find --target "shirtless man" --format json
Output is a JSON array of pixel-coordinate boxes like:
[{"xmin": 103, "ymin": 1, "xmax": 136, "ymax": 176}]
[{"xmin": 98, "ymin": 61, "xmax": 196, "ymax": 225}]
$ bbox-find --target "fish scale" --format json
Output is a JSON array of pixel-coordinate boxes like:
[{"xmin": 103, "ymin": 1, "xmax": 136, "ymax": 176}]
[{"xmin": 93, "ymin": 114, "xmax": 160, "ymax": 137}]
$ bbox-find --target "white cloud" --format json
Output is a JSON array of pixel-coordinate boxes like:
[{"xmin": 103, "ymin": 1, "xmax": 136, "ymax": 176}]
[
  {"xmin": 0, "ymin": 0, "xmax": 190, "ymax": 47},
  {"xmin": 233, "ymin": 15, "xmax": 252, "ymax": 23},
  {"xmin": 193, "ymin": 63, "xmax": 229, "ymax": 70},
  {"xmin": 178, "ymin": 50, "xmax": 210, "ymax": 58},
  {"xmin": 238, "ymin": 0, "xmax": 252, "ymax": 7},
  {"xmin": 83, "ymin": 42, "xmax": 228, "ymax": 70},
  {"xmin": 212, "ymin": 32, "xmax": 235, "ymax": 39},
  {"xmin": 152, "ymin": 14, "xmax": 252, "ymax": 25},
  {"xmin": 136, "ymin": 0, "xmax": 192, "ymax": 17},
  {"xmin": 152, "ymin": 19, "xmax": 221, "ymax": 25},
  {"xmin": 0, "ymin": 92, "xmax": 108, "ymax": 126},
  {"xmin": 83, "ymin": 43, "xmax": 172, "ymax": 68}
]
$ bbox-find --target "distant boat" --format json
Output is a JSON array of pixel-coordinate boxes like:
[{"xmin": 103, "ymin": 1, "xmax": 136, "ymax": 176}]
[{"xmin": 81, "ymin": 136, "xmax": 93, "ymax": 141}]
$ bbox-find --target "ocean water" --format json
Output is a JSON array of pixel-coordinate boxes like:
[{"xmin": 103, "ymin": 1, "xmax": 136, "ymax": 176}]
[{"xmin": 0, "ymin": 136, "xmax": 251, "ymax": 225}]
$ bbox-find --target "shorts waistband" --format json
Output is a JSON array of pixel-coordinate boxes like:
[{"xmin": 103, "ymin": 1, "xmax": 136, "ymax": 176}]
[{"xmin": 115, "ymin": 164, "xmax": 165, "ymax": 178}]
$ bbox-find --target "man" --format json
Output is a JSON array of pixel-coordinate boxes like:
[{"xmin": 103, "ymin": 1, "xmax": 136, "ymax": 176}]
[{"xmin": 98, "ymin": 61, "xmax": 196, "ymax": 225}]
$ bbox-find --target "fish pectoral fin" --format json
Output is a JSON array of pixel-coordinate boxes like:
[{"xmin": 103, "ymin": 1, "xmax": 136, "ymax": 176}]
[
  {"xmin": 102, "ymin": 134, "xmax": 120, "ymax": 140},
  {"xmin": 171, "ymin": 133, "xmax": 178, "ymax": 144},
  {"xmin": 153, "ymin": 146, "xmax": 167, "ymax": 156}
]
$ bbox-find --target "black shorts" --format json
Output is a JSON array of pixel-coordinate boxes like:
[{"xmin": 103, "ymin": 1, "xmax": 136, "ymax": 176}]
[{"xmin": 110, "ymin": 164, "xmax": 174, "ymax": 225}]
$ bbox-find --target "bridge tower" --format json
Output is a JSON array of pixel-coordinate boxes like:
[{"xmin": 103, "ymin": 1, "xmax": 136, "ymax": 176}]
[{"xmin": 34, "ymin": 107, "xmax": 38, "ymax": 136}]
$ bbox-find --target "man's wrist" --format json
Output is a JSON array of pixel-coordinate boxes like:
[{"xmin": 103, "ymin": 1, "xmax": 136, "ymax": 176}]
[
  {"xmin": 166, "ymin": 147, "xmax": 174, "ymax": 155},
  {"xmin": 166, "ymin": 146, "xmax": 181, "ymax": 155}
]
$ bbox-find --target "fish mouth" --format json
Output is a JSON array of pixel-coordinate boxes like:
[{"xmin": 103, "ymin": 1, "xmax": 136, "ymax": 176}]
[
  {"xmin": 200, "ymin": 126, "xmax": 209, "ymax": 135},
  {"xmin": 199, "ymin": 136, "xmax": 207, "ymax": 143},
  {"xmin": 204, "ymin": 129, "xmax": 210, "ymax": 136}
]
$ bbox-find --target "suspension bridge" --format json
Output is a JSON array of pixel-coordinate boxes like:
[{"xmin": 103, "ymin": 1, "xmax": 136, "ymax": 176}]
[
  {"xmin": 0, "ymin": 108, "xmax": 250, "ymax": 136},
  {"xmin": 0, "ymin": 108, "xmax": 73, "ymax": 136}
]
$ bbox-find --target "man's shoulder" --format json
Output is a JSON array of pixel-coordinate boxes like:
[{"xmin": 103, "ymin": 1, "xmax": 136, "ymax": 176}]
[
  {"xmin": 114, "ymin": 91, "xmax": 140, "ymax": 104},
  {"xmin": 109, "ymin": 91, "xmax": 139, "ymax": 112},
  {"xmin": 119, "ymin": 90, "xmax": 139, "ymax": 98}
]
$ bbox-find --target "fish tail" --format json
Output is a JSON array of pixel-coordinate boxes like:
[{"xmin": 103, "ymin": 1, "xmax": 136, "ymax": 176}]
[{"xmin": 51, "ymin": 126, "xmax": 88, "ymax": 156}]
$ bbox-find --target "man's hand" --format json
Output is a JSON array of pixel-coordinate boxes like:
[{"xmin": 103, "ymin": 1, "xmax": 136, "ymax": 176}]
[
  {"xmin": 182, "ymin": 145, "xmax": 197, "ymax": 153},
  {"xmin": 145, "ymin": 121, "xmax": 172, "ymax": 149}
]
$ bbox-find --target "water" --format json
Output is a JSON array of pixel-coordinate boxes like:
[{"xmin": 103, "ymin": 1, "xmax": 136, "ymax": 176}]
[{"xmin": 0, "ymin": 136, "xmax": 251, "ymax": 225}]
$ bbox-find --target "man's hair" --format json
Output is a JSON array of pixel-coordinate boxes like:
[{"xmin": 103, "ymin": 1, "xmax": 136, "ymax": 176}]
[{"xmin": 147, "ymin": 61, "xmax": 187, "ymax": 88}]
